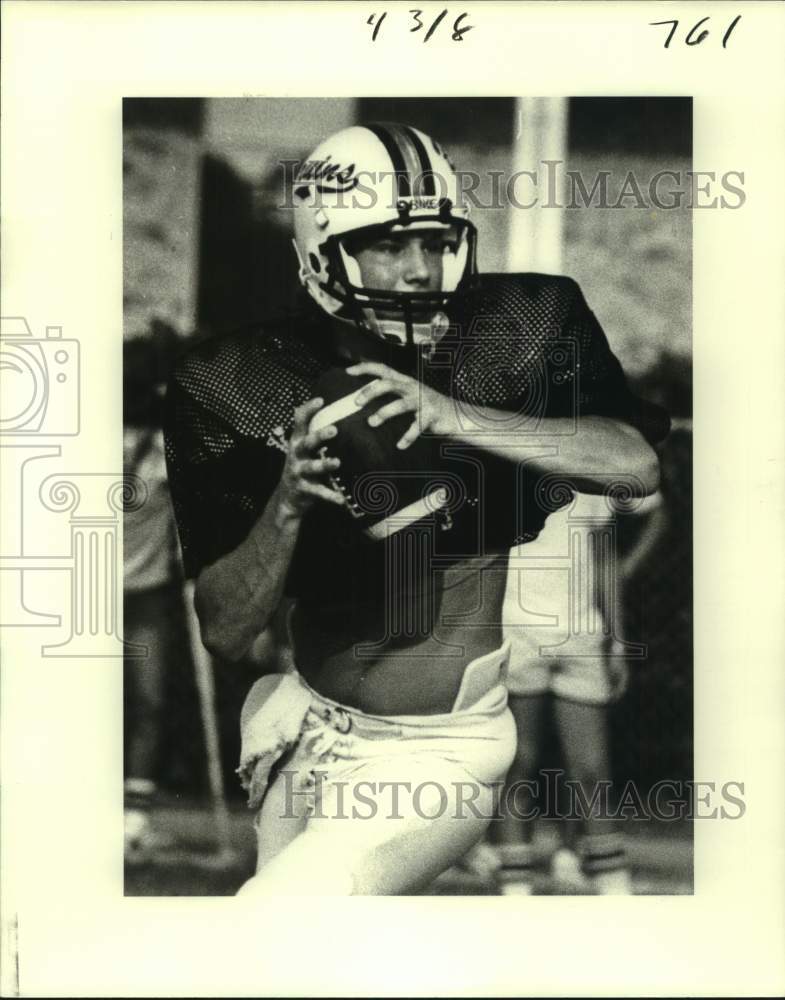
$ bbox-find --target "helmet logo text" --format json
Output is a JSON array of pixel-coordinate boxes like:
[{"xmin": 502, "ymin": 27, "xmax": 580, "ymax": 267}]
[
  {"xmin": 398, "ymin": 197, "xmax": 440, "ymax": 211},
  {"xmin": 294, "ymin": 155, "xmax": 358, "ymax": 197}
]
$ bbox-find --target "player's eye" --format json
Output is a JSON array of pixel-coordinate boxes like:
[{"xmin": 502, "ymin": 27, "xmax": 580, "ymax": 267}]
[
  {"xmin": 424, "ymin": 238, "xmax": 457, "ymax": 255},
  {"xmin": 422, "ymin": 230, "xmax": 459, "ymax": 255},
  {"xmin": 375, "ymin": 240, "xmax": 403, "ymax": 255}
]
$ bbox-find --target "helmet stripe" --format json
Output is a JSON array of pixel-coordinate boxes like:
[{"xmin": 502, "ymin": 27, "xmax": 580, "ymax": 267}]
[
  {"xmin": 402, "ymin": 126, "xmax": 437, "ymax": 197},
  {"xmin": 382, "ymin": 124, "xmax": 425, "ymax": 195},
  {"xmin": 364, "ymin": 122, "xmax": 411, "ymax": 199}
]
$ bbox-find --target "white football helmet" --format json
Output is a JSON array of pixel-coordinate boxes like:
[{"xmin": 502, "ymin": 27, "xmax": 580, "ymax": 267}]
[{"xmin": 292, "ymin": 122, "xmax": 476, "ymax": 349}]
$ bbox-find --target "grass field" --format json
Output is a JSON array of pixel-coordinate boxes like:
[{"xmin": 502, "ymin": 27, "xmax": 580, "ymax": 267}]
[{"xmin": 125, "ymin": 797, "xmax": 692, "ymax": 898}]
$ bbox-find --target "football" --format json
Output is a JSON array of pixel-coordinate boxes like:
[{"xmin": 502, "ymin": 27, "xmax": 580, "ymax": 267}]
[{"xmin": 310, "ymin": 366, "xmax": 476, "ymax": 542}]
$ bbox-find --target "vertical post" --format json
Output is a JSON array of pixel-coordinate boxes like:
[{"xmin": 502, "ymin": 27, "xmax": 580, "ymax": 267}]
[
  {"xmin": 508, "ymin": 97, "xmax": 568, "ymax": 274},
  {"xmin": 183, "ymin": 579, "xmax": 235, "ymax": 863}
]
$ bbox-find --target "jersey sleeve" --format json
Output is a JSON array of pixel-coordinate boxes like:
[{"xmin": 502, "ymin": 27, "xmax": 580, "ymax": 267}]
[
  {"xmin": 441, "ymin": 273, "xmax": 670, "ymax": 447},
  {"xmin": 163, "ymin": 359, "xmax": 285, "ymax": 580},
  {"xmin": 557, "ymin": 279, "xmax": 671, "ymax": 445}
]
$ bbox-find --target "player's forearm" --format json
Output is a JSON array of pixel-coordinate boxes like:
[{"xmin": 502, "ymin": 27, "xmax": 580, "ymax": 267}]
[
  {"xmin": 193, "ymin": 483, "xmax": 302, "ymax": 662},
  {"xmin": 448, "ymin": 410, "xmax": 661, "ymax": 496}
]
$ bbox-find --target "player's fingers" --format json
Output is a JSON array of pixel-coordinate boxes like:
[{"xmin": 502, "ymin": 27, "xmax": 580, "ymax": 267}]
[
  {"xmin": 354, "ymin": 378, "xmax": 406, "ymax": 408},
  {"xmin": 367, "ymin": 398, "xmax": 414, "ymax": 427},
  {"xmin": 346, "ymin": 361, "xmax": 396, "ymax": 381},
  {"xmin": 300, "ymin": 456, "xmax": 340, "ymax": 477},
  {"xmin": 299, "ymin": 423, "xmax": 337, "ymax": 454},
  {"xmin": 292, "ymin": 397, "xmax": 325, "ymax": 440},
  {"xmin": 396, "ymin": 417, "xmax": 422, "ymax": 450},
  {"xmin": 299, "ymin": 481, "xmax": 346, "ymax": 506}
]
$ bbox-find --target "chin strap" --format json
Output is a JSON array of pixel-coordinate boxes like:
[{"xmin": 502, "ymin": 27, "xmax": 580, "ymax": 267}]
[{"xmin": 366, "ymin": 309, "xmax": 449, "ymax": 350}]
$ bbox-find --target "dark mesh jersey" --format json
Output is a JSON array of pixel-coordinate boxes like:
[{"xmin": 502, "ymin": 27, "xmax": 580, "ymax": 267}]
[{"xmin": 164, "ymin": 273, "xmax": 670, "ymax": 597}]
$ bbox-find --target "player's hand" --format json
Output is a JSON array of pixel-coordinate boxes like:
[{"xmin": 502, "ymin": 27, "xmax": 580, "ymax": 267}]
[
  {"xmin": 277, "ymin": 398, "xmax": 345, "ymax": 521},
  {"xmin": 346, "ymin": 362, "xmax": 456, "ymax": 450}
]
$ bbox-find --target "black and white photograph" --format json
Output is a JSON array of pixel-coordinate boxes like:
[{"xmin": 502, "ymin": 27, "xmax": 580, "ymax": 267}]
[
  {"xmin": 122, "ymin": 96, "xmax": 694, "ymax": 898},
  {"xmin": 2, "ymin": 2, "xmax": 784, "ymax": 996}
]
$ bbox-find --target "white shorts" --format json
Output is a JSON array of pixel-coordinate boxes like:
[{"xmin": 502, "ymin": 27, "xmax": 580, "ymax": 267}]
[
  {"xmin": 241, "ymin": 648, "xmax": 517, "ymax": 895},
  {"xmin": 503, "ymin": 497, "xmax": 616, "ymax": 705}
]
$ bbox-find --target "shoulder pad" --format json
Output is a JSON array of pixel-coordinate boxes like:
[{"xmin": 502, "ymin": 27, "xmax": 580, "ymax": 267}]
[
  {"xmin": 429, "ymin": 273, "xmax": 587, "ymax": 408},
  {"xmin": 449, "ymin": 272, "xmax": 581, "ymax": 336},
  {"xmin": 170, "ymin": 321, "xmax": 328, "ymax": 442}
]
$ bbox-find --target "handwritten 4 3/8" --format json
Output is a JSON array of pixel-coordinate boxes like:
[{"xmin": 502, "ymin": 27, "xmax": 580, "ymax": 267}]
[{"xmin": 367, "ymin": 9, "xmax": 473, "ymax": 43}]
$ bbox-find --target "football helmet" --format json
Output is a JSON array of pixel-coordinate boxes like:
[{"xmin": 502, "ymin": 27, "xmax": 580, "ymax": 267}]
[{"xmin": 292, "ymin": 122, "xmax": 476, "ymax": 349}]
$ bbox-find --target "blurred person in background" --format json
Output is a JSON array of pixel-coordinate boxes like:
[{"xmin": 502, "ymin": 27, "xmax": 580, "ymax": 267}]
[
  {"xmin": 491, "ymin": 488, "xmax": 666, "ymax": 894},
  {"xmin": 123, "ymin": 328, "xmax": 188, "ymax": 860}
]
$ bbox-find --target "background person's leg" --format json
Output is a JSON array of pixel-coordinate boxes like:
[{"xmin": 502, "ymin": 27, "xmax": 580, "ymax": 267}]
[
  {"xmin": 488, "ymin": 692, "xmax": 548, "ymax": 891},
  {"xmin": 124, "ymin": 585, "xmax": 174, "ymax": 856},
  {"xmin": 553, "ymin": 694, "xmax": 632, "ymax": 894},
  {"xmin": 125, "ymin": 588, "xmax": 169, "ymax": 783}
]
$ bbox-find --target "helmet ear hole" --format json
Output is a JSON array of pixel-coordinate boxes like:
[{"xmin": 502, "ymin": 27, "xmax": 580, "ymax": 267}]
[{"xmin": 308, "ymin": 252, "xmax": 321, "ymax": 273}]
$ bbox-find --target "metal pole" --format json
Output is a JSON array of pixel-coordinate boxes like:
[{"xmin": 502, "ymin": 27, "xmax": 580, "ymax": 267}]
[
  {"xmin": 183, "ymin": 578, "xmax": 236, "ymax": 864},
  {"xmin": 508, "ymin": 97, "xmax": 568, "ymax": 274}
]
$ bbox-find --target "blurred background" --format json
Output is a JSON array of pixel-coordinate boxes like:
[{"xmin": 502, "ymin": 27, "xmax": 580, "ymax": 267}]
[{"xmin": 123, "ymin": 97, "xmax": 692, "ymax": 895}]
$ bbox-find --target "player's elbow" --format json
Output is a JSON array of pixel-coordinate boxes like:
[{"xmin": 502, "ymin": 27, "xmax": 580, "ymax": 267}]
[
  {"xmin": 596, "ymin": 425, "xmax": 660, "ymax": 497},
  {"xmin": 196, "ymin": 611, "xmax": 246, "ymax": 663},
  {"xmin": 194, "ymin": 572, "xmax": 258, "ymax": 662},
  {"xmin": 636, "ymin": 440, "xmax": 661, "ymax": 496},
  {"xmin": 199, "ymin": 622, "xmax": 251, "ymax": 663},
  {"xmin": 583, "ymin": 421, "xmax": 660, "ymax": 497},
  {"xmin": 643, "ymin": 457, "xmax": 661, "ymax": 496}
]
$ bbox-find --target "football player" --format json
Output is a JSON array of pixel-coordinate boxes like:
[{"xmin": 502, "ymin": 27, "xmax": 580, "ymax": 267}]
[{"xmin": 165, "ymin": 122, "xmax": 668, "ymax": 895}]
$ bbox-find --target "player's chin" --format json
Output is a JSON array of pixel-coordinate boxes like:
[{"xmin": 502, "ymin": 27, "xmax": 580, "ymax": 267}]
[
  {"xmin": 374, "ymin": 311, "xmax": 442, "ymax": 346},
  {"xmin": 375, "ymin": 304, "xmax": 438, "ymax": 322}
]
